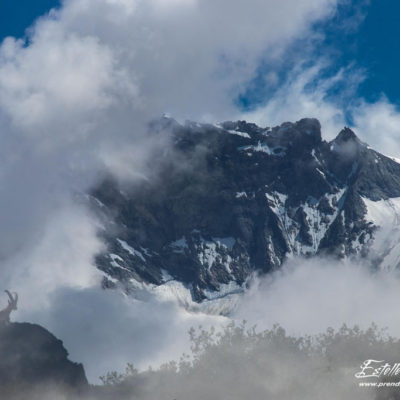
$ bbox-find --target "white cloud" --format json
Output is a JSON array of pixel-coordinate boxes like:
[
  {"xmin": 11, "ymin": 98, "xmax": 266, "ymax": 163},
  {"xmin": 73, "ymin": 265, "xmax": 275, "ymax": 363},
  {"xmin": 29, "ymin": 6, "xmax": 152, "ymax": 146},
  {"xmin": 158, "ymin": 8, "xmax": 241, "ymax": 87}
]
[
  {"xmin": 20, "ymin": 286, "xmax": 227, "ymax": 383},
  {"xmin": 242, "ymin": 60, "xmax": 400, "ymax": 161},
  {"xmin": 243, "ymin": 63, "xmax": 348, "ymax": 137},
  {"xmin": 23, "ymin": 0, "xmax": 340, "ymax": 122},
  {"xmin": 234, "ymin": 257, "xmax": 400, "ymax": 337},
  {"xmin": 1, "ymin": 205, "xmax": 104, "ymax": 310},
  {"xmin": 352, "ymin": 98, "xmax": 400, "ymax": 158},
  {"xmin": 0, "ymin": 36, "xmax": 111, "ymax": 128}
]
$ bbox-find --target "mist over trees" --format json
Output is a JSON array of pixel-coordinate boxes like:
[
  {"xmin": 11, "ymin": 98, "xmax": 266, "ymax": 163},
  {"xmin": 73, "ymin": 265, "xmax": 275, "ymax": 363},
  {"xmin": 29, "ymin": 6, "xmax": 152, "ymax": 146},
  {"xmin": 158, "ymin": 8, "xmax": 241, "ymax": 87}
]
[
  {"xmin": 6, "ymin": 321, "xmax": 398, "ymax": 400},
  {"xmin": 96, "ymin": 322, "xmax": 400, "ymax": 400}
]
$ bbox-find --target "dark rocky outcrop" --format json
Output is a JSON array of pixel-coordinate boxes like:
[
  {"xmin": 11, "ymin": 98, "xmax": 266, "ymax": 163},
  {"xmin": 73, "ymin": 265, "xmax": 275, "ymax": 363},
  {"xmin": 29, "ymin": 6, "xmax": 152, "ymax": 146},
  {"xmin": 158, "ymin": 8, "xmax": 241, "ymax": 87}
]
[{"xmin": 0, "ymin": 322, "xmax": 87, "ymax": 396}]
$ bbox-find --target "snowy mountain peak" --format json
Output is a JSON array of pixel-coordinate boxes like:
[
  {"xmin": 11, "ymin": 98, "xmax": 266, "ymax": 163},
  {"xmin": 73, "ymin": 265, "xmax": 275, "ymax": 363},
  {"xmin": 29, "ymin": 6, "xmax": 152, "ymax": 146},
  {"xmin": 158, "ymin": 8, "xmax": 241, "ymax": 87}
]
[{"xmin": 89, "ymin": 117, "xmax": 400, "ymax": 305}]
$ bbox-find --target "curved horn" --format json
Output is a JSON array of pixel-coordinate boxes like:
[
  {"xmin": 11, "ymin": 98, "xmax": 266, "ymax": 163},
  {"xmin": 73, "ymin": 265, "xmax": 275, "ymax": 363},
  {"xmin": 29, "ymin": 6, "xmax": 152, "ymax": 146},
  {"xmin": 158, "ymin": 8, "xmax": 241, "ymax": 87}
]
[{"xmin": 5, "ymin": 290, "xmax": 13, "ymax": 302}]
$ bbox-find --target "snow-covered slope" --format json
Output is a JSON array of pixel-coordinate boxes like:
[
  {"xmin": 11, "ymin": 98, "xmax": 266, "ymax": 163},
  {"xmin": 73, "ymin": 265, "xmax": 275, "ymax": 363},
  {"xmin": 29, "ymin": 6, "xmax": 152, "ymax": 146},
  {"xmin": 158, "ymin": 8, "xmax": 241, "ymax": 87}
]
[{"xmin": 362, "ymin": 196, "xmax": 400, "ymax": 270}]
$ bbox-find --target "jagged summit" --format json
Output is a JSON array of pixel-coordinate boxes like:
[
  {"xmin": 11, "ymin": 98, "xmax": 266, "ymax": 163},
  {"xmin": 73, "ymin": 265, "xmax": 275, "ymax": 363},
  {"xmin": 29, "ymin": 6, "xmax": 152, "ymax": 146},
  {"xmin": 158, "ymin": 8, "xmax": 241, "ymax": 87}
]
[
  {"xmin": 293, "ymin": 117, "xmax": 322, "ymax": 140},
  {"xmin": 334, "ymin": 126, "xmax": 360, "ymax": 143},
  {"xmin": 89, "ymin": 117, "xmax": 400, "ymax": 305},
  {"xmin": 329, "ymin": 127, "xmax": 367, "ymax": 164}
]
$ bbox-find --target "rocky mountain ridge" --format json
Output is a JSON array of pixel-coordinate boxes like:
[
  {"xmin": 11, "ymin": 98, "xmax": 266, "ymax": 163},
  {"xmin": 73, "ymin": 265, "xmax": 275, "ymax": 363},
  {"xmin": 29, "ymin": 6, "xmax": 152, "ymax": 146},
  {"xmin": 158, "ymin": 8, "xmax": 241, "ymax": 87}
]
[{"xmin": 90, "ymin": 117, "xmax": 400, "ymax": 304}]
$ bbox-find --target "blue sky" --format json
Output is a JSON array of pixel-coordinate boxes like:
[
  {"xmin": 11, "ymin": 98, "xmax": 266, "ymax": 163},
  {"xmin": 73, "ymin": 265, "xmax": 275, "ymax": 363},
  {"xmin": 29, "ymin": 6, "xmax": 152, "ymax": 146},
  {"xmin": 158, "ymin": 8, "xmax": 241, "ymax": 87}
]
[
  {"xmin": 0, "ymin": 0, "xmax": 60, "ymax": 39},
  {"xmin": 321, "ymin": 0, "xmax": 400, "ymax": 106}
]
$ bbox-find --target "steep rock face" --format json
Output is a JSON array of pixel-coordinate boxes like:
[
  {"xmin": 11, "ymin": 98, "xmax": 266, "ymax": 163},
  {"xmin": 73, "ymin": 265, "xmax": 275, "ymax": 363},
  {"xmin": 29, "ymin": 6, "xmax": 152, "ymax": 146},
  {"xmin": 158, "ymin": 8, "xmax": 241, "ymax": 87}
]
[
  {"xmin": 90, "ymin": 117, "xmax": 400, "ymax": 302},
  {"xmin": 0, "ymin": 322, "xmax": 87, "ymax": 390}
]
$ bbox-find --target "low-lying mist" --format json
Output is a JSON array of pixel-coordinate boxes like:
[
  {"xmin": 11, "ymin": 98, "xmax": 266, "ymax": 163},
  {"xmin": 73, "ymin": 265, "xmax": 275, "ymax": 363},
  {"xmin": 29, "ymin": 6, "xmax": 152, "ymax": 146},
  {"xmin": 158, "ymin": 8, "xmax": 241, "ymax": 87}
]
[
  {"xmin": 8, "ymin": 253, "xmax": 400, "ymax": 385},
  {"xmin": 5, "ymin": 322, "xmax": 400, "ymax": 400},
  {"xmin": 234, "ymin": 257, "xmax": 400, "ymax": 337},
  {"xmin": 3, "ymin": 254, "xmax": 400, "ymax": 397}
]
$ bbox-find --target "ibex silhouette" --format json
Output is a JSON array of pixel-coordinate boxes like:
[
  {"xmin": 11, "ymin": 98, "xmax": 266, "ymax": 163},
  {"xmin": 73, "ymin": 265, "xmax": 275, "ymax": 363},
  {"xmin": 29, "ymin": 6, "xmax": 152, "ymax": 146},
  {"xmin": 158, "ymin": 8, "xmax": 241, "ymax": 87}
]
[{"xmin": 0, "ymin": 290, "xmax": 18, "ymax": 325}]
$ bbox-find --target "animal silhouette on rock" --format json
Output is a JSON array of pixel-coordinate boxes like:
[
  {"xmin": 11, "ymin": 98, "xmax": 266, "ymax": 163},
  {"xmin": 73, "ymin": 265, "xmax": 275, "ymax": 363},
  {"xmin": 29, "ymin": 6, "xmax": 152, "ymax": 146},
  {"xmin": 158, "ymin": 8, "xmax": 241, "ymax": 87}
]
[{"xmin": 0, "ymin": 290, "xmax": 18, "ymax": 325}]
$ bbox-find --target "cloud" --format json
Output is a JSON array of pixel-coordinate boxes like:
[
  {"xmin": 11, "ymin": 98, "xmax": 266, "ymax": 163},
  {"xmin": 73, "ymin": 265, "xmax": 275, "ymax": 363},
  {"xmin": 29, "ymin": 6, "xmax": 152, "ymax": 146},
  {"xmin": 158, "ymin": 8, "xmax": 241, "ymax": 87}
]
[
  {"xmin": 21, "ymin": 286, "xmax": 227, "ymax": 383},
  {"xmin": 0, "ymin": 34, "xmax": 116, "ymax": 135},
  {"xmin": 352, "ymin": 98, "xmax": 400, "ymax": 158},
  {"xmin": 234, "ymin": 257, "xmax": 400, "ymax": 337},
  {"xmin": 242, "ymin": 63, "xmax": 350, "ymax": 138},
  {"xmin": 242, "ymin": 59, "xmax": 400, "ymax": 161},
  {"xmin": 0, "ymin": 205, "xmax": 104, "ymax": 309},
  {"xmin": 21, "ymin": 0, "xmax": 340, "ymax": 122}
]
